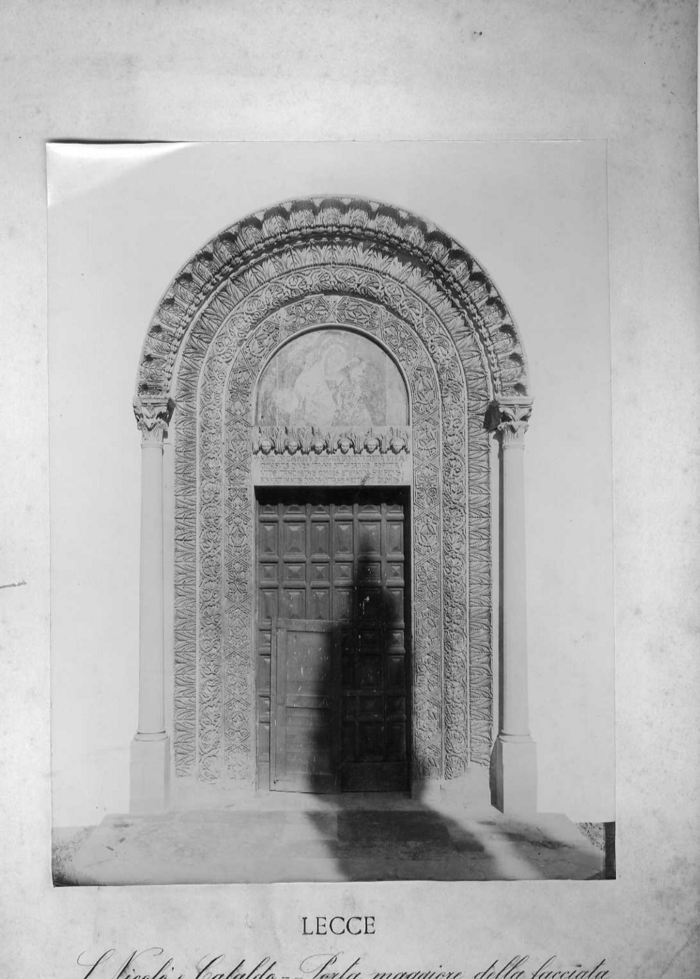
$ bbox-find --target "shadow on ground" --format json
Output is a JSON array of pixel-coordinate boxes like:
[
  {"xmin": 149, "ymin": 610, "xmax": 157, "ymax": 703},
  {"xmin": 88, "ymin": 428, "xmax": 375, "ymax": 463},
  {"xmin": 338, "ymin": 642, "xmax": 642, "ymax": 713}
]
[{"xmin": 52, "ymin": 791, "xmax": 606, "ymax": 886}]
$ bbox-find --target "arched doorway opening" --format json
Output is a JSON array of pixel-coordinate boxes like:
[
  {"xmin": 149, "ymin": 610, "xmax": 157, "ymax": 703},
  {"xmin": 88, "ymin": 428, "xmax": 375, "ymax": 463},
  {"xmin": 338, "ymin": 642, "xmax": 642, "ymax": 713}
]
[
  {"xmin": 130, "ymin": 198, "xmax": 536, "ymax": 815},
  {"xmin": 253, "ymin": 327, "xmax": 412, "ymax": 793}
]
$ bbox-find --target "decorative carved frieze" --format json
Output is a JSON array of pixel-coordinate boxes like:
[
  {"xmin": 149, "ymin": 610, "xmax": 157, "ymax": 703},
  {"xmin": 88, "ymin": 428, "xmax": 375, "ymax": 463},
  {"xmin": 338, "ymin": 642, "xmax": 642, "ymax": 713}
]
[{"xmin": 251, "ymin": 426, "xmax": 411, "ymax": 456}]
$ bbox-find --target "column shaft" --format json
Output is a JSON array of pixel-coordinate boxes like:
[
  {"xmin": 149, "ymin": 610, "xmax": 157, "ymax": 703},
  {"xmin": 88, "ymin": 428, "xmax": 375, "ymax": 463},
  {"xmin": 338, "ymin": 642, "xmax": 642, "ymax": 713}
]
[
  {"xmin": 137, "ymin": 440, "xmax": 165, "ymax": 735},
  {"xmin": 492, "ymin": 399, "xmax": 537, "ymax": 814},
  {"xmin": 501, "ymin": 435, "xmax": 530, "ymax": 737}
]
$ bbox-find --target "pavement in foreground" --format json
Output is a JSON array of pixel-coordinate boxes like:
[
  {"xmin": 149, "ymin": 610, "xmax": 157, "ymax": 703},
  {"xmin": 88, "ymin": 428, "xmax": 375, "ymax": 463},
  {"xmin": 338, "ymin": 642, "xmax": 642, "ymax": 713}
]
[{"xmin": 54, "ymin": 796, "xmax": 605, "ymax": 885}]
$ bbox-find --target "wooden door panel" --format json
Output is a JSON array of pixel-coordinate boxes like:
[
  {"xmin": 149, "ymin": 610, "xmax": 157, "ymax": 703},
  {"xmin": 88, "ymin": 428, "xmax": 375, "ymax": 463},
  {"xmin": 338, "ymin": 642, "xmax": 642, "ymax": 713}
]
[
  {"xmin": 358, "ymin": 521, "xmax": 381, "ymax": 555},
  {"xmin": 333, "ymin": 562, "xmax": 353, "ymax": 584},
  {"xmin": 281, "ymin": 589, "xmax": 306, "ymax": 618},
  {"xmin": 386, "ymin": 654, "xmax": 407, "ymax": 688},
  {"xmin": 333, "ymin": 588, "xmax": 353, "ymax": 620},
  {"xmin": 271, "ymin": 621, "xmax": 341, "ymax": 793},
  {"xmin": 386, "ymin": 588, "xmax": 405, "ymax": 623},
  {"xmin": 260, "ymin": 589, "xmax": 278, "ymax": 622},
  {"xmin": 308, "ymin": 588, "xmax": 331, "ymax": 620},
  {"xmin": 357, "ymin": 657, "xmax": 382, "ymax": 688},
  {"xmin": 282, "ymin": 521, "xmax": 306, "ymax": 556},
  {"xmin": 386, "ymin": 721, "xmax": 407, "ymax": 761},
  {"xmin": 386, "ymin": 522, "xmax": 404, "ymax": 556},
  {"xmin": 310, "ymin": 563, "xmax": 330, "ymax": 583},
  {"xmin": 358, "ymin": 561, "xmax": 382, "ymax": 584},
  {"xmin": 260, "ymin": 563, "xmax": 278, "ymax": 584},
  {"xmin": 310, "ymin": 521, "xmax": 331, "ymax": 556},
  {"xmin": 357, "ymin": 627, "xmax": 382, "ymax": 653},
  {"xmin": 358, "ymin": 720, "xmax": 385, "ymax": 760},
  {"xmin": 341, "ymin": 762, "xmax": 407, "ymax": 792},
  {"xmin": 257, "ymin": 490, "xmax": 409, "ymax": 793},
  {"xmin": 259, "ymin": 521, "xmax": 279, "ymax": 556},
  {"xmin": 283, "ymin": 562, "xmax": 306, "ymax": 583},
  {"xmin": 333, "ymin": 521, "xmax": 354, "ymax": 557}
]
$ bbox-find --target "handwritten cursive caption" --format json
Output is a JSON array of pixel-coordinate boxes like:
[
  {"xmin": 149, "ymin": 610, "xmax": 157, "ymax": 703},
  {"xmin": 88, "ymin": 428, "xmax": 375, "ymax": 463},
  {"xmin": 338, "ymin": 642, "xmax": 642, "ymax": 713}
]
[{"xmin": 76, "ymin": 949, "xmax": 610, "ymax": 979}]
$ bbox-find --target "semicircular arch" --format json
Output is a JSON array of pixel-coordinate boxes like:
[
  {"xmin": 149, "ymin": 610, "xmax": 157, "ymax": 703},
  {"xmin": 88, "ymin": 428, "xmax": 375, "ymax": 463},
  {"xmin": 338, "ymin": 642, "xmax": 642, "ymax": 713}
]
[{"xmin": 136, "ymin": 197, "xmax": 529, "ymax": 406}]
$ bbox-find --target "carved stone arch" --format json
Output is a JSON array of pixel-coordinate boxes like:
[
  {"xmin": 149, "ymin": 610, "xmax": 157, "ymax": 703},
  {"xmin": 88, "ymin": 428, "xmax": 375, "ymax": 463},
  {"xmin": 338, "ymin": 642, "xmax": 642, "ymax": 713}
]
[
  {"xmin": 136, "ymin": 197, "xmax": 529, "ymax": 404},
  {"xmin": 131, "ymin": 198, "xmax": 537, "ymax": 816}
]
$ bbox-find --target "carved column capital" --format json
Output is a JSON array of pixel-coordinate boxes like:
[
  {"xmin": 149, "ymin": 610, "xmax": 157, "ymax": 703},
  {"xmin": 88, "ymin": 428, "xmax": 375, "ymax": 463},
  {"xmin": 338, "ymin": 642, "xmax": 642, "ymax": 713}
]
[
  {"xmin": 486, "ymin": 398, "xmax": 533, "ymax": 446},
  {"xmin": 133, "ymin": 396, "xmax": 175, "ymax": 444}
]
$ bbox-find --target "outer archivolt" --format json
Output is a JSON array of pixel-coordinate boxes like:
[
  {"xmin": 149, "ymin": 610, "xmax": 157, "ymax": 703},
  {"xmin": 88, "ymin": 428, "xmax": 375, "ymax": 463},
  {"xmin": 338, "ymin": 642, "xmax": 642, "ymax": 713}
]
[{"xmin": 136, "ymin": 198, "xmax": 529, "ymax": 403}]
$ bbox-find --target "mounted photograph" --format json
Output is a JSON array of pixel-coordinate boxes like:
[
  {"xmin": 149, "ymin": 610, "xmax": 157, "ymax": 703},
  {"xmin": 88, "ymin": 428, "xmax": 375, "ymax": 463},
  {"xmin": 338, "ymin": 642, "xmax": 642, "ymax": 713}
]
[{"xmin": 48, "ymin": 141, "xmax": 614, "ymax": 884}]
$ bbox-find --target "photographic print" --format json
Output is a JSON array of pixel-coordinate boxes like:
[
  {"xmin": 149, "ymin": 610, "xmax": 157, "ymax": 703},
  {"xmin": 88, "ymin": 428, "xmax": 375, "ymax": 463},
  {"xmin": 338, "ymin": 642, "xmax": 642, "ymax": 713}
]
[{"xmin": 48, "ymin": 141, "xmax": 614, "ymax": 886}]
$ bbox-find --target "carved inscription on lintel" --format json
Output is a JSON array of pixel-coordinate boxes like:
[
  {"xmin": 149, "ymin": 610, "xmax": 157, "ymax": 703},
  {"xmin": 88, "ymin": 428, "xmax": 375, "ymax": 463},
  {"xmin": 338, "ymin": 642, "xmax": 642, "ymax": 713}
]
[{"xmin": 253, "ymin": 452, "xmax": 412, "ymax": 486}]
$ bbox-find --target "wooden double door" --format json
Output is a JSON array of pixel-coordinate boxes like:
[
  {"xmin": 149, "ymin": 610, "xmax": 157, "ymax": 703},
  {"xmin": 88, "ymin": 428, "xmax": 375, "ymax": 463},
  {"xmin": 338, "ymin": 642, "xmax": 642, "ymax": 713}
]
[{"xmin": 256, "ymin": 488, "xmax": 410, "ymax": 792}]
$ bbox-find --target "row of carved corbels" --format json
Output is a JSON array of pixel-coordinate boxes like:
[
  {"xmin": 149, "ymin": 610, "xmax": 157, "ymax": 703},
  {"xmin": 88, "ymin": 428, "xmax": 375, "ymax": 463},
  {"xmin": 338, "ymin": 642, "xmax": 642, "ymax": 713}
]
[
  {"xmin": 133, "ymin": 396, "xmax": 175, "ymax": 444},
  {"xmin": 252, "ymin": 426, "xmax": 410, "ymax": 457},
  {"xmin": 484, "ymin": 398, "xmax": 533, "ymax": 445}
]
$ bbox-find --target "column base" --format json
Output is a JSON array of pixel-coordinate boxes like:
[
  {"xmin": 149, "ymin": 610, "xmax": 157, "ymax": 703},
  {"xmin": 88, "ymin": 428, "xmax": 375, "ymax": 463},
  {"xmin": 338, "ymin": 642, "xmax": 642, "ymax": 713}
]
[
  {"xmin": 130, "ymin": 734, "xmax": 171, "ymax": 813},
  {"xmin": 491, "ymin": 735, "xmax": 537, "ymax": 815},
  {"xmin": 412, "ymin": 765, "xmax": 491, "ymax": 808}
]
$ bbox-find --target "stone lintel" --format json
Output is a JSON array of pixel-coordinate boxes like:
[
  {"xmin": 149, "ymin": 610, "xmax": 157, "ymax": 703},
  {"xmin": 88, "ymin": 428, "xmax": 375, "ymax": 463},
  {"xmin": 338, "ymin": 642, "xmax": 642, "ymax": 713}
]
[{"xmin": 253, "ymin": 451, "xmax": 413, "ymax": 487}]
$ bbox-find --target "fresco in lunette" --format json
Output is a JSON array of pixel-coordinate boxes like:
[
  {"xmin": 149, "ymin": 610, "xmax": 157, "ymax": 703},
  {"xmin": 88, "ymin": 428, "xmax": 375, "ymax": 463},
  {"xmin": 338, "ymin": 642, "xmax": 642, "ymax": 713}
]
[{"xmin": 255, "ymin": 328, "xmax": 409, "ymax": 429}]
